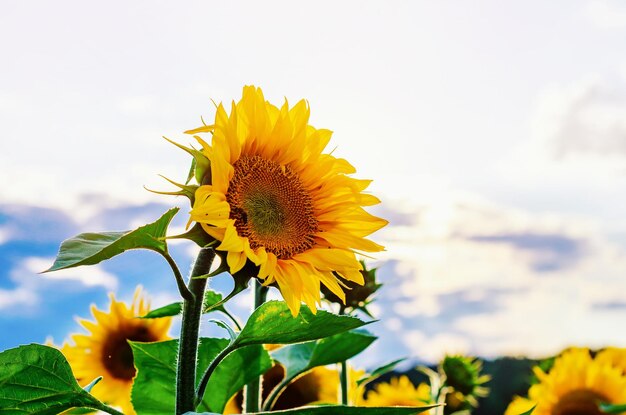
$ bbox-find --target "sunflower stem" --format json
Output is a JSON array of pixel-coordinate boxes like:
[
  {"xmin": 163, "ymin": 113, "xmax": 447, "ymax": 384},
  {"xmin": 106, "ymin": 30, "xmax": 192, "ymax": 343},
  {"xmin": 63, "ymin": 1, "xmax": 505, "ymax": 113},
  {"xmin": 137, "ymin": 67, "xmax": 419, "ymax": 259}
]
[
  {"xmin": 244, "ymin": 279, "xmax": 268, "ymax": 413},
  {"xmin": 175, "ymin": 247, "xmax": 215, "ymax": 415},
  {"xmin": 162, "ymin": 251, "xmax": 194, "ymax": 302},
  {"xmin": 92, "ymin": 402, "xmax": 125, "ymax": 415},
  {"xmin": 338, "ymin": 305, "xmax": 349, "ymax": 405}
]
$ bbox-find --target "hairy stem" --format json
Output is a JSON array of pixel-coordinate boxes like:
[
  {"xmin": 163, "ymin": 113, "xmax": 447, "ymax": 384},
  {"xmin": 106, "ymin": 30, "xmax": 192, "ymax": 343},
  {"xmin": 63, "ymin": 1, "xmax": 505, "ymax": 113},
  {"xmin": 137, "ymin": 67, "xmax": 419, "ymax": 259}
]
[
  {"xmin": 338, "ymin": 305, "xmax": 349, "ymax": 405},
  {"xmin": 175, "ymin": 247, "xmax": 215, "ymax": 415},
  {"xmin": 244, "ymin": 280, "xmax": 268, "ymax": 413}
]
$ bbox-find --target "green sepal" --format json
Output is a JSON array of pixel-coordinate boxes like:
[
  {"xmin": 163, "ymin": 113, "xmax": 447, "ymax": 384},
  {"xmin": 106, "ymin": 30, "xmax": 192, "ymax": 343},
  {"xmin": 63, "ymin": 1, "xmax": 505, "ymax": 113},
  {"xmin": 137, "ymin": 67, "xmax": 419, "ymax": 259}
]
[
  {"xmin": 168, "ymin": 223, "xmax": 217, "ymax": 248},
  {"xmin": 44, "ymin": 208, "xmax": 179, "ymax": 272}
]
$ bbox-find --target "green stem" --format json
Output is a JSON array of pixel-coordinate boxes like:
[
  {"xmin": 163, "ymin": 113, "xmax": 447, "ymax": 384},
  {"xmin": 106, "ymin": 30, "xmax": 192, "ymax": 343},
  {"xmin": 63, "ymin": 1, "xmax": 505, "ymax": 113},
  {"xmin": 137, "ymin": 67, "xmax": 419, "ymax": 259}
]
[
  {"xmin": 338, "ymin": 305, "xmax": 349, "ymax": 405},
  {"xmin": 220, "ymin": 309, "xmax": 243, "ymax": 331},
  {"xmin": 262, "ymin": 375, "xmax": 294, "ymax": 411},
  {"xmin": 175, "ymin": 247, "xmax": 215, "ymax": 415},
  {"xmin": 195, "ymin": 343, "xmax": 237, "ymax": 407},
  {"xmin": 162, "ymin": 251, "xmax": 194, "ymax": 302},
  {"xmin": 244, "ymin": 280, "xmax": 268, "ymax": 413},
  {"xmin": 92, "ymin": 402, "xmax": 125, "ymax": 415}
]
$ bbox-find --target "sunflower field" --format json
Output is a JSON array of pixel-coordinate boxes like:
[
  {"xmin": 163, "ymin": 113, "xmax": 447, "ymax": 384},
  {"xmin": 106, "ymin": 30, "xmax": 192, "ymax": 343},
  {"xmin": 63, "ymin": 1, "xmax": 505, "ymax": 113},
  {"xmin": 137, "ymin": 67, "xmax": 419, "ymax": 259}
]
[{"xmin": 2, "ymin": 85, "xmax": 625, "ymax": 415}]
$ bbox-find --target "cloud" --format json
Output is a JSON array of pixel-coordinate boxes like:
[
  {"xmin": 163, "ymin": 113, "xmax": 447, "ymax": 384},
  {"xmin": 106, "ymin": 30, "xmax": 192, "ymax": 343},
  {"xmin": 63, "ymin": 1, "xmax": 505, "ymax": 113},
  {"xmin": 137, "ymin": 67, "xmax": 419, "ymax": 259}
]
[
  {"xmin": 534, "ymin": 78, "xmax": 626, "ymax": 159},
  {"xmin": 584, "ymin": 0, "xmax": 626, "ymax": 29},
  {"xmin": 26, "ymin": 257, "xmax": 118, "ymax": 290},
  {"xmin": 368, "ymin": 193, "xmax": 626, "ymax": 362}
]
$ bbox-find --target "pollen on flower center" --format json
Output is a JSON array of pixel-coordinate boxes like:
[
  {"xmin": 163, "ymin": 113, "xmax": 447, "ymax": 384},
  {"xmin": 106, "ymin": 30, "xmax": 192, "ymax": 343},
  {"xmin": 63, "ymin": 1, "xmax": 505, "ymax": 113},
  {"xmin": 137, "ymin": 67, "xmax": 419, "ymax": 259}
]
[
  {"xmin": 101, "ymin": 326, "xmax": 158, "ymax": 380},
  {"xmin": 226, "ymin": 155, "xmax": 318, "ymax": 259},
  {"xmin": 552, "ymin": 389, "xmax": 607, "ymax": 415}
]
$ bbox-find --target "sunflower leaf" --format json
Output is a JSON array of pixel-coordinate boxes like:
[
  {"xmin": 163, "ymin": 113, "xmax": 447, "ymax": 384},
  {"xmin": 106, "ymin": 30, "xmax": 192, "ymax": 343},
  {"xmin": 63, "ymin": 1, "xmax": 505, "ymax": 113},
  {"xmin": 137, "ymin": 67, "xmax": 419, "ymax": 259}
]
[
  {"xmin": 183, "ymin": 403, "xmax": 440, "ymax": 414},
  {"xmin": 140, "ymin": 290, "xmax": 226, "ymax": 319},
  {"xmin": 356, "ymin": 358, "xmax": 406, "ymax": 386},
  {"xmin": 131, "ymin": 338, "xmax": 271, "ymax": 415},
  {"xmin": 45, "ymin": 207, "xmax": 179, "ymax": 272},
  {"xmin": 0, "ymin": 344, "xmax": 117, "ymax": 415},
  {"xmin": 234, "ymin": 301, "xmax": 371, "ymax": 347},
  {"xmin": 272, "ymin": 329, "xmax": 376, "ymax": 380}
]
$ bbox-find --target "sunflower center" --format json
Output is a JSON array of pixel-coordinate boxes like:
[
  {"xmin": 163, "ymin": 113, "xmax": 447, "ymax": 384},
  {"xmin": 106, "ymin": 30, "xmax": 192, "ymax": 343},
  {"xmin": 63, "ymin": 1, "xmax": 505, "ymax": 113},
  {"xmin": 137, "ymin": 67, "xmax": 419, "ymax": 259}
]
[
  {"xmin": 552, "ymin": 389, "xmax": 607, "ymax": 415},
  {"xmin": 102, "ymin": 325, "xmax": 158, "ymax": 380},
  {"xmin": 226, "ymin": 155, "xmax": 318, "ymax": 259}
]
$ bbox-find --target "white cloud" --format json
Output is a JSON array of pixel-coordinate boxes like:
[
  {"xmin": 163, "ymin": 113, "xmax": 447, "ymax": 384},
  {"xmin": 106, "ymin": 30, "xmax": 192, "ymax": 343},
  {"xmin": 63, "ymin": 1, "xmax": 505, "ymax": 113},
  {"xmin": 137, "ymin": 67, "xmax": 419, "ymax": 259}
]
[
  {"xmin": 373, "ymin": 193, "xmax": 626, "ymax": 361},
  {"xmin": 584, "ymin": 0, "xmax": 626, "ymax": 29},
  {"xmin": 25, "ymin": 257, "xmax": 118, "ymax": 290},
  {"xmin": 0, "ymin": 226, "xmax": 10, "ymax": 244},
  {"xmin": 0, "ymin": 256, "xmax": 119, "ymax": 312}
]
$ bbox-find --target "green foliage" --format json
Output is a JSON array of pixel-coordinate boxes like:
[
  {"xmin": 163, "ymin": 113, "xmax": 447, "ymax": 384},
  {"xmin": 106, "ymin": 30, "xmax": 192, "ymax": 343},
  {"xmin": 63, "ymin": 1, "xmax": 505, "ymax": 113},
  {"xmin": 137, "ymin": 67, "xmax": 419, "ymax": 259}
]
[
  {"xmin": 600, "ymin": 403, "xmax": 626, "ymax": 414},
  {"xmin": 0, "ymin": 344, "xmax": 116, "ymax": 415},
  {"xmin": 518, "ymin": 406, "xmax": 536, "ymax": 415},
  {"xmin": 45, "ymin": 208, "xmax": 179, "ymax": 272},
  {"xmin": 184, "ymin": 404, "xmax": 439, "ymax": 415},
  {"xmin": 130, "ymin": 338, "xmax": 271, "ymax": 414},
  {"xmin": 272, "ymin": 329, "xmax": 376, "ymax": 380},
  {"xmin": 356, "ymin": 358, "xmax": 406, "ymax": 386},
  {"xmin": 140, "ymin": 289, "xmax": 225, "ymax": 319},
  {"xmin": 234, "ymin": 301, "xmax": 370, "ymax": 347}
]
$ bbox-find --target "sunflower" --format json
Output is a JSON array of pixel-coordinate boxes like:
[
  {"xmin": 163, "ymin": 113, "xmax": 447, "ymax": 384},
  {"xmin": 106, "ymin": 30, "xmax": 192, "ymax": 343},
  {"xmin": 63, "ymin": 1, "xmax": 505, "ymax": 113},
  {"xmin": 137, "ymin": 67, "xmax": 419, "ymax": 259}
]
[
  {"xmin": 361, "ymin": 375, "xmax": 432, "ymax": 408},
  {"xmin": 60, "ymin": 287, "xmax": 172, "ymax": 415},
  {"xmin": 597, "ymin": 347, "xmax": 626, "ymax": 373},
  {"xmin": 186, "ymin": 86, "xmax": 387, "ymax": 315},
  {"xmin": 223, "ymin": 363, "xmax": 366, "ymax": 413},
  {"xmin": 508, "ymin": 348, "xmax": 626, "ymax": 415}
]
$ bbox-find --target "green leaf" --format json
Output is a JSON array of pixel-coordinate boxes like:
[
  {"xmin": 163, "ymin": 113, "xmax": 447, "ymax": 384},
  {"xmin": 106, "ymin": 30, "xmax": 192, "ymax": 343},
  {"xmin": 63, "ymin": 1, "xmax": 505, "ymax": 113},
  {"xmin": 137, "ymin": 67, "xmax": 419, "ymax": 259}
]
[
  {"xmin": 130, "ymin": 338, "xmax": 271, "ymax": 414},
  {"xmin": 184, "ymin": 404, "xmax": 440, "ymax": 415},
  {"xmin": 272, "ymin": 329, "xmax": 376, "ymax": 380},
  {"xmin": 45, "ymin": 208, "xmax": 179, "ymax": 272},
  {"xmin": 518, "ymin": 406, "xmax": 536, "ymax": 415},
  {"xmin": 140, "ymin": 290, "xmax": 225, "ymax": 319},
  {"xmin": 0, "ymin": 344, "xmax": 112, "ymax": 414},
  {"xmin": 357, "ymin": 358, "xmax": 406, "ymax": 386},
  {"xmin": 234, "ymin": 301, "xmax": 370, "ymax": 347},
  {"xmin": 600, "ymin": 403, "xmax": 624, "ymax": 414}
]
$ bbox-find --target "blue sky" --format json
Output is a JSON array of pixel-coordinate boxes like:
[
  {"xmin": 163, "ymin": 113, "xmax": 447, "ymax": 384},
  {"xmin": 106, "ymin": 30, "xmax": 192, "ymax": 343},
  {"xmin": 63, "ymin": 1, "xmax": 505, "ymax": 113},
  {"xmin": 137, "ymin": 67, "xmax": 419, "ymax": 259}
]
[{"xmin": 2, "ymin": 0, "xmax": 626, "ymax": 367}]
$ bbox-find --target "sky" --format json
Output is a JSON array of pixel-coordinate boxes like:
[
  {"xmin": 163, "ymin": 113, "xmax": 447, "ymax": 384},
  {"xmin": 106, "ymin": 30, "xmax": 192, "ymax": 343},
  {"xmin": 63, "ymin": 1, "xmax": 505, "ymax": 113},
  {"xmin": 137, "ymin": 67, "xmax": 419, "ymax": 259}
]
[{"xmin": 2, "ymin": 0, "xmax": 626, "ymax": 368}]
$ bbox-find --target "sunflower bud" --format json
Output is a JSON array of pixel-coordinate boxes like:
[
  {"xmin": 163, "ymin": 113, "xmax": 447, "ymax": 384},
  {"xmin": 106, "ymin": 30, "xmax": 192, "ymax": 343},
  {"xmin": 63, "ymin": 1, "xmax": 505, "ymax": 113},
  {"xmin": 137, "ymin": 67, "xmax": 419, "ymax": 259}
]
[
  {"xmin": 441, "ymin": 355, "xmax": 490, "ymax": 413},
  {"xmin": 321, "ymin": 261, "xmax": 382, "ymax": 317}
]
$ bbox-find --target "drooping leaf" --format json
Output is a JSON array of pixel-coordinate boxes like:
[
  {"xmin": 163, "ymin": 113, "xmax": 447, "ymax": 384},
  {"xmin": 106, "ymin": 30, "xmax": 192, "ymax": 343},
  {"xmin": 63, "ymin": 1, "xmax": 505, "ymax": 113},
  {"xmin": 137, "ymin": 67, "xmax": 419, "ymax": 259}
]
[
  {"xmin": 356, "ymin": 358, "xmax": 406, "ymax": 386},
  {"xmin": 272, "ymin": 330, "xmax": 376, "ymax": 380},
  {"xmin": 184, "ymin": 403, "xmax": 439, "ymax": 415},
  {"xmin": 0, "ymin": 344, "xmax": 113, "ymax": 414},
  {"xmin": 45, "ymin": 208, "xmax": 179, "ymax": 272},
  {"xmin": 234, "ymin": 301, "xmax": 370, "ymax": 347},
  {"xmin": 130, "ymin": 338, "xmax": 271, "ymax": 415}
]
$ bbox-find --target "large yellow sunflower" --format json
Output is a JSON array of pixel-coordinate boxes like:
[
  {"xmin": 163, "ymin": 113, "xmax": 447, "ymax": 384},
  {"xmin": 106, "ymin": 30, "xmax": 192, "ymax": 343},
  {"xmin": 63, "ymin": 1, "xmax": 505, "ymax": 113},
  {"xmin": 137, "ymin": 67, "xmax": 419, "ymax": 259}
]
[
  {"xmin": 60, "ymin": 287, "xmax": 172, "ymax": 415},
  {"xmin": 507, "ymin": 348, "xmax": 626, "ymax": 415},
  {"xmin": 361, "ymin": 375, "xmax": 432, "ymax": 408},
  {"xmin": 187, "ymin": 86, "xmax": 387, "ymax": 315}
]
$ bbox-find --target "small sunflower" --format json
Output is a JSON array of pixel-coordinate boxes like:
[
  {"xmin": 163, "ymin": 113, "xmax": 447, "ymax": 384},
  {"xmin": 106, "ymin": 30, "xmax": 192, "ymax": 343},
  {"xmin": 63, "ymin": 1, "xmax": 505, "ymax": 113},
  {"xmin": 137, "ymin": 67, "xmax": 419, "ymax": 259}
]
[
  {"xmin": 186, "ymin": 86, "xmax": 387, "ymax": 315},
  {"xmin": 441, "ymin": 355, "xmax": 489, "ymax": 413},
  {"xmin": 514, "ymin": 348, "xmax": 626, "ymax": 415},
  {"xmin": 60, "ymin": 287, "xmax": 172, "ymax": 415},
  {"xmin": 361, "ymin": 375, "xmax": 432, "ymax": 408}
]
